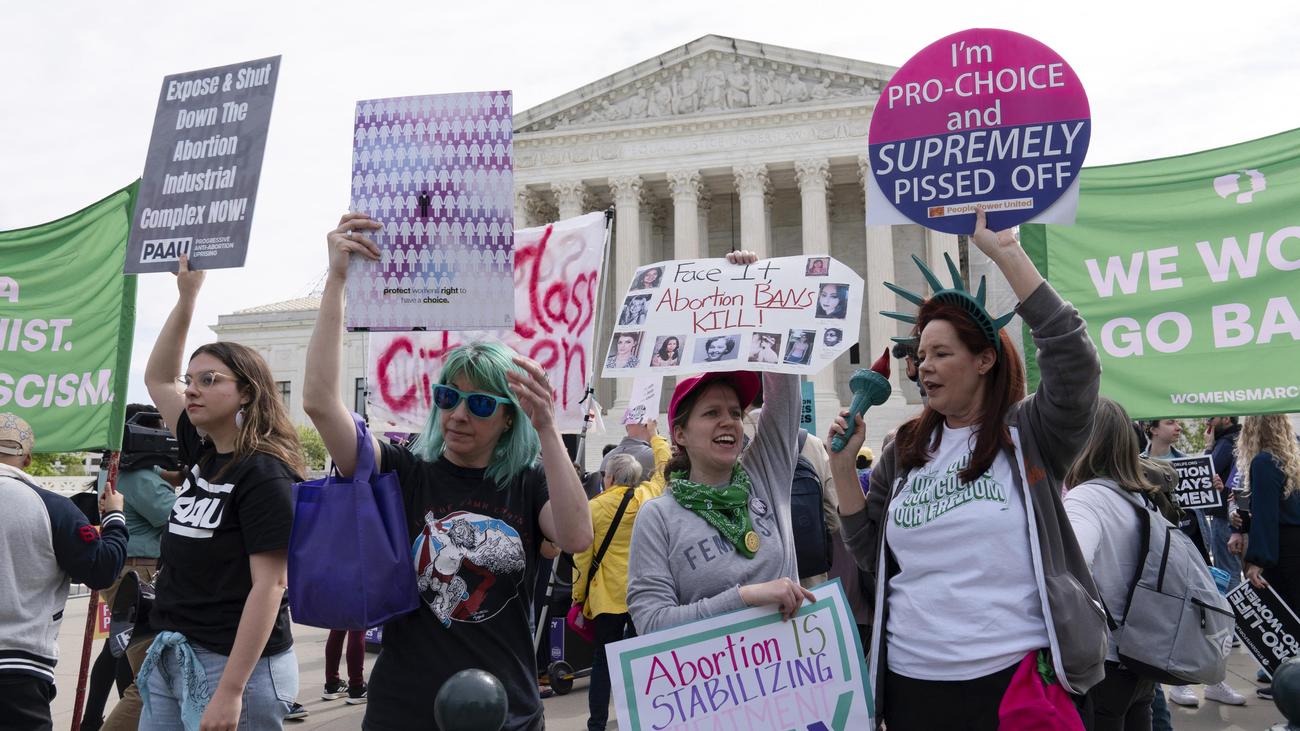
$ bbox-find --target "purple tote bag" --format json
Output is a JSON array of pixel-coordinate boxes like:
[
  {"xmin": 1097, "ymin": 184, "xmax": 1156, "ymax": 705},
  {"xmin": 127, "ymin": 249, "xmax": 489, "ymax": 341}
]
[{"xmin": 288, "ymin": 413, "xmax": 419, "ymax": 629}]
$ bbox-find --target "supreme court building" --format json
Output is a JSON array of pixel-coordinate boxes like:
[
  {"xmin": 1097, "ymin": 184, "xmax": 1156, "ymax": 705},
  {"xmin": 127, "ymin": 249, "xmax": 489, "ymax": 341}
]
[{"xmin": 214, "ymin": 35, "xmax": 1021, "ymax": 457}]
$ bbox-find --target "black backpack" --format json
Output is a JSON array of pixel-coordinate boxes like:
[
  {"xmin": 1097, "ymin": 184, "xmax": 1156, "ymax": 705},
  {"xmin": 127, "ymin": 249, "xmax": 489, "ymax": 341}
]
[{"xmin": 790, "ymin": 430, "xmax": 832, "ymax": 579}]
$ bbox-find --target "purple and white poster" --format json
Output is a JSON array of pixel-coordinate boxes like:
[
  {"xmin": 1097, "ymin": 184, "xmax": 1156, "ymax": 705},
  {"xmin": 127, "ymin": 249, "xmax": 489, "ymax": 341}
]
[
  {"xmin": 866, "ymin": 29, "xmax": 1090, "ymax": 234},
  {"xmin": 345, "ymin": 91, "xmax": 514, "ymax": 331}
]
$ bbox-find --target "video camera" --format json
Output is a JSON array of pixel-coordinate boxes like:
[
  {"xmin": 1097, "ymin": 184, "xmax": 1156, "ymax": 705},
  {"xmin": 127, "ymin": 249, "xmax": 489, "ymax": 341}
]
[{"xmin": 116, "ymin": 410, "xmax": 180, "ymax": 472}]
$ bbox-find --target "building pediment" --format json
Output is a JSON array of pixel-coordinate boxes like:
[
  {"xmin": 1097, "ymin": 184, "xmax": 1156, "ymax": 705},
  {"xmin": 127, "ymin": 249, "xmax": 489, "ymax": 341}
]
[{"xmin": 514, "ymin": 35, "xmax": 895, "ymax": 134}]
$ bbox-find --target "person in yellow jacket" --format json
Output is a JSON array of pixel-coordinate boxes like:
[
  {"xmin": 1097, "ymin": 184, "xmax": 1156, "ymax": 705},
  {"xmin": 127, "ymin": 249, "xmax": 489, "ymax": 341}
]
[{"xmin": 572, "ymin": 423, "xmax": 669, "ymax": 731}]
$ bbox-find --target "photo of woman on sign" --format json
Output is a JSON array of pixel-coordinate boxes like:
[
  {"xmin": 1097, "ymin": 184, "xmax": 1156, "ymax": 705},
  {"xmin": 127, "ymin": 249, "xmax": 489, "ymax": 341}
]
[
  {"xmin": 695, "ymin": 335, "xmax": 739, "ymax": 364},
  {"xmin": 618, "ymin": 294, "xmax": 652, "ymax": 326},
  {"xmin": 815, "ymin": 283, "xmax": 848, "ymax": 320},
  {"xmin": 784, "ymin": 330, "xmax": 813, "ymax": 365},
  {"xmin": 650, "ymin": 336, "xmax": 682, "ymax": 367},
  {"xmin": 606, "ymin": 332, "xmax": 643, "ymax": 369},
  {"xmin": 748, "ymin": 333, "xmax": 781, "ymax": 364},
  {"xmin": 631, "ymin": 266, "xmax": 663, "ymax": 291}
]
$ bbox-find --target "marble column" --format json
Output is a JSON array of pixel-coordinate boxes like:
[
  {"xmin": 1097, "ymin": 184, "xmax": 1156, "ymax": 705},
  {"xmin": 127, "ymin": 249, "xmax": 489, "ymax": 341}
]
[
  {"xmin": 858, "ymin": 157, "xmax": 911, "ymax": 447},
  {"xmin": 552, "ymin": 180, "xmax": 588, "ymax": 221},
  {"xmin": 697, "ymin": 188, "xmax": 713, "ymax": 256},
  {"xmin": 513, "ymin": 187, "xmax": 533, "ymax": 230},
  {"xmin": 733, "ymin": 163, "xmax": 770, "ymax": 257},
  {"xmin": 926, "ymin": 230, "xmax": 961, "ymax": 274},
  {"xmin": 796, "ymin": 158, "xmax": 841, "ymax": 435},
  {"xmin": 608, "ymin": 174, "xmax": 643, "ymax": 408},
  {"xmin": 668, "ymin": 169, "xmax": 702, "ymax": 260}
]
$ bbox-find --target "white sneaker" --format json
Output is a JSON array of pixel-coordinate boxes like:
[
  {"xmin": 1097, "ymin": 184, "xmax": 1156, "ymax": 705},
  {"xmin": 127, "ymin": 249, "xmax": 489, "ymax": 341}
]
[
  {"xmin": 1204, "ymin": 680, "xmax": 1247, "ymax": 705},
  {"xmin": 1167, "ymin": 685, "xmax": 1200, "ymax": 706}
]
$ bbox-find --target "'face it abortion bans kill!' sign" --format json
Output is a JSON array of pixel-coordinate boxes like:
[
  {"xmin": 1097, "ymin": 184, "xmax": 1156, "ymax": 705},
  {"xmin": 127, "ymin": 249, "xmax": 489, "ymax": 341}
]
[
  {"xmin": 602, "ymin": 255, "xmax": 862, "ymax": 379},
  {"xmin": 607, "ymin": 582, "xmax": 872, "ymax": 731},
  {"xmin": 126, "ymin": 56, "xmax": 280, "ymax": 273},
  {"xmin": 867, "ymin": 29, "xmax": 1090, "ymax": 234}
]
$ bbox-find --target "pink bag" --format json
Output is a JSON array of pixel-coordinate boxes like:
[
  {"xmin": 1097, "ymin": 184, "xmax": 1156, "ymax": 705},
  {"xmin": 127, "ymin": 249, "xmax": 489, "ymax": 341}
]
[
  {"xmin": 998, "ymin": 650, "xmax": 1085, "ymax": 731},
  {"xmin": 566, "ymin": 604, "xmax": 596, "ymax": 642}
]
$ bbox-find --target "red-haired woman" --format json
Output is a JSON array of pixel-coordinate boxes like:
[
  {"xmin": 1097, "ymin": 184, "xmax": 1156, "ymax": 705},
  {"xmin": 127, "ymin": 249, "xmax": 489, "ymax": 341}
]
[{"xmin": 828, "ymin": 210, "xmax": 1107, "ymax": 730}]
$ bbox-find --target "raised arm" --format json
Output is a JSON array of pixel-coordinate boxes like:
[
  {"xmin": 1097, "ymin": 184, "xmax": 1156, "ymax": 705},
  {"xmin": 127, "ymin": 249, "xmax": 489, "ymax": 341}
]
[
  {"xmin": 302, "ymin": 214, "xmax": 383, "ymax": 477},
  {"xmin": 511, "ymin": 355, "xmax": 593, "ymax": 554},
  {"xmin": 975, "ymin": 208, "xmax": 1100, "ymax": 477},
  {"xmin": 144, "ymin": 255, "xmax": 205, "ymax": 435}
]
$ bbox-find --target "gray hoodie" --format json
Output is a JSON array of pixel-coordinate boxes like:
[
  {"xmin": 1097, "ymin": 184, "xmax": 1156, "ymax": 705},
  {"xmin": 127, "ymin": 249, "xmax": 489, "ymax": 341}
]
[
  {"xmin": 841, "ymin": 282, "xmax": 1108, "ymax": 709},
  {"xmin": 627, "ymin": 372, "xmax": 799, "ymax": 634}
]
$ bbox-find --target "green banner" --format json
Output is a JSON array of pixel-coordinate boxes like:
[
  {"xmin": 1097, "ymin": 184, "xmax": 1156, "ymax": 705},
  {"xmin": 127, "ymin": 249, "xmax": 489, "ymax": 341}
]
[
  {"xmin": 1023, "ymin": 128, "xmax": 1300, "ymax": 418},
  {"xmin": 0, "ymin": 183, "xmax": 138, "ymax": 451}
]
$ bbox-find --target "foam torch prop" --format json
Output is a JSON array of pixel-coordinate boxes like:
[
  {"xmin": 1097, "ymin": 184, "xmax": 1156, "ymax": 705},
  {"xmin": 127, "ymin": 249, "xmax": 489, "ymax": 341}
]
[{"xmin": 830, "ymin": 348, "xmax": 892, "ymax": 453}]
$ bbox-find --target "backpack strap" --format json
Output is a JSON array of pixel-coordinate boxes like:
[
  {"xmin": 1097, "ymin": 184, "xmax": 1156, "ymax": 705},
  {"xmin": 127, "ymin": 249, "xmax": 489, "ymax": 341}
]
[
  {"xmin": 797, "ymin": 428, "xmax": 808, "ymax": 455},
  {"xmin": 580, "ymin": 488, "xmax": 637, "ymax": 606},
  {"xmin": 1097, "ymin": 481, "xmax": 1157, "ymax": 629}
]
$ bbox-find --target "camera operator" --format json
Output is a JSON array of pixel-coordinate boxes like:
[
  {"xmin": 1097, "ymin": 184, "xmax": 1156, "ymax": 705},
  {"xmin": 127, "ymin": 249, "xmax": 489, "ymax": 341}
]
[{"xmin": 84, "ymin": 404, "xmax": 180, "ymax": 731}]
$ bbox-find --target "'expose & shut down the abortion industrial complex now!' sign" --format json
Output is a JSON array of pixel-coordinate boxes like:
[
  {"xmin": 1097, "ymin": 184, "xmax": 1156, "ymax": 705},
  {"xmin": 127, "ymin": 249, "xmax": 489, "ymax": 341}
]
[
  {"xmin": 866, "ymin": 28, "xmax": 1090, "ymax": 234},
  {"xmin": 127, "ymin": 56, "xmax": 280, "ymax": 273},
  {"xmin": 607, "ymin": 582, "xmax": 872, "ymax": 731},
  {"xmin": 602, "ymin": 255, "xmax": 862, "ymax": 379}
]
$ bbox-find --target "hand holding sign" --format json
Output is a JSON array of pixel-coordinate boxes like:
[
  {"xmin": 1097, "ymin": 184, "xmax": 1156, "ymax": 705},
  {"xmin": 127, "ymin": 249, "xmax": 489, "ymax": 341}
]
[
  {"xmin": 327, "ymin": 213, "xmax": 382, "ymax": 280},
  {"xmin": 175, "ymin": 255, "xmax": 206, "ymax": 302}
]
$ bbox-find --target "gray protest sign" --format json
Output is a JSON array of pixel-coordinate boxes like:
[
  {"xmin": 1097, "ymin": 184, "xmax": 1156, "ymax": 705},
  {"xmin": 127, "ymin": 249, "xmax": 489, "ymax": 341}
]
[{"xmin": 126, "ymin": 56, "xmax": 280, "ymax": 273}]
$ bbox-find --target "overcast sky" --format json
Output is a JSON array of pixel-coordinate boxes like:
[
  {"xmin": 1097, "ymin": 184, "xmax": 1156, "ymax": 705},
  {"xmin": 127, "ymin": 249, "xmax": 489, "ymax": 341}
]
[{"xmin": 3, "ymin": 0, "xmax": 1297, "ymax": 404}]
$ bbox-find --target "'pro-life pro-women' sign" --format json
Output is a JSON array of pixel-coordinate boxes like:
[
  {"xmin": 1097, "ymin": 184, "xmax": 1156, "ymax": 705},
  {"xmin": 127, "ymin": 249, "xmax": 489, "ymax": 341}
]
[
  {"xmin": 866, "ymin": 29, "xmax": 1090, "ymax": 234},
  {"xmin": 601, "ymin": 255, "xmax": 862, "ymax": 379}
]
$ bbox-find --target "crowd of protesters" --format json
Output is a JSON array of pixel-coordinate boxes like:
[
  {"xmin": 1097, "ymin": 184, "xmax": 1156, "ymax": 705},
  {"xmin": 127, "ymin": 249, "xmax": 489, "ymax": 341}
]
[{"xmin": 4, "ymin": 205, "xmax": 1299, "ymax": 731}]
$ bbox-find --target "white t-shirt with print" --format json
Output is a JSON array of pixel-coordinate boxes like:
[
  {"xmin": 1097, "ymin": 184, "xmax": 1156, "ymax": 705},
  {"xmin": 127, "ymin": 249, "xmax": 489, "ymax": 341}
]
[{"xmin": 884, "ymin": 424, "xmax": 1049, "ymax": 680}]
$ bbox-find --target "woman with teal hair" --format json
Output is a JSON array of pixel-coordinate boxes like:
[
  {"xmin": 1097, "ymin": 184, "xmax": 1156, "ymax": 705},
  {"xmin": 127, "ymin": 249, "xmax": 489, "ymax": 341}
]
[{"xmin": 303, "ymin": 213, "xmax": 593, "ymax": 731}]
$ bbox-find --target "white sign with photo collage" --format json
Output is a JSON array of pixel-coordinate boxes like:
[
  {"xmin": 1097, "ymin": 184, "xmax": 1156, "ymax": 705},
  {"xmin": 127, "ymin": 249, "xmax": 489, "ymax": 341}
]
[{"xmin": 601, "ymin": 255, "xmax": 863, "ymax": 379}]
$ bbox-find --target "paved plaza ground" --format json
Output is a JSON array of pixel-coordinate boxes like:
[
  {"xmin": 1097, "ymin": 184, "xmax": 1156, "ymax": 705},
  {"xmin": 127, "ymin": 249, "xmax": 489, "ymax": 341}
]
[{"xmin": 51, "ymin": 592, "xmax": 1288, "ymax": 730}]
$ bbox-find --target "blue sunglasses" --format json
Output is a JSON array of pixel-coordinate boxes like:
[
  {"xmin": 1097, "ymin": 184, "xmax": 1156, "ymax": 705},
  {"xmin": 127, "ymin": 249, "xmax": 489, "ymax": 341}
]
[{"xmin": 432, "ymin": 384, "xmax": 511, "ymax": 418}]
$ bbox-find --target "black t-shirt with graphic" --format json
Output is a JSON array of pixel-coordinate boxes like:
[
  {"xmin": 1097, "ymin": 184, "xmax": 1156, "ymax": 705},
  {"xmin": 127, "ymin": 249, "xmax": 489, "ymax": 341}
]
[
  {"xmin": 150, "ymin": 411, "xmax": 297, "ymax": 656},
  {"xmin": 364, "ymin": 442, "xmax": 549, "ymax": 731}
]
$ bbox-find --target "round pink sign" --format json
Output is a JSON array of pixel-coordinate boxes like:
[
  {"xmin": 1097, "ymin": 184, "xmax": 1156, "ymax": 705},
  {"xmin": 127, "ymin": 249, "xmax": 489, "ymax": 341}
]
[{"xmin": 868, "ymin": 28, "xmax": 1091, "ymax": 234}]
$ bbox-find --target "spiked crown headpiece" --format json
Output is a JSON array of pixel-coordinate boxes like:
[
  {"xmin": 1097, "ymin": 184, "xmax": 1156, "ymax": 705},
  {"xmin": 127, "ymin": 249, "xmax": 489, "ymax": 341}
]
[{"xmin": 882, "ymin": 253, "xmax": 1016, "ymax": 356}]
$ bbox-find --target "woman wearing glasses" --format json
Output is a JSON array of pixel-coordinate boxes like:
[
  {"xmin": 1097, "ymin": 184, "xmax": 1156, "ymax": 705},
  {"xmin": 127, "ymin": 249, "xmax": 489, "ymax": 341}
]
[
  {"xmin": 302, "ymin": 213, "xmax": 592, "ymax": 731},
  {"xmin": 140, "ymin": 256, "xmax": 305, "ymax": 730}
]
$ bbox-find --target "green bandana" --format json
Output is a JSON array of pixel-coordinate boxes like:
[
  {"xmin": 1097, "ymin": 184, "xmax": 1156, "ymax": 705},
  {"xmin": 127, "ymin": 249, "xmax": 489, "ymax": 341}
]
[{"xmin": 669, "ymin": 464, "xmax": 759, "ymax": 559}]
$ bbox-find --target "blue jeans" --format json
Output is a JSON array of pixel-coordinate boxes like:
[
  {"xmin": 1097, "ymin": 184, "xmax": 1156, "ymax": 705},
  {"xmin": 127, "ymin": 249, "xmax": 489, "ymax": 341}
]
[
  {"xmin": 139, "ymin": 641, "xmax": 298, "ymax": 730},
  {"xmin": 1203, "ymin": 514, "xmax": 1242, "ymax": 589},
  {"xmin": 587, "ymin": 613, "xmax": 635, "ymax": 731},
  {"xmin": 1150, "ymin": 685, "xmax": 1172, "ymax": 731}
]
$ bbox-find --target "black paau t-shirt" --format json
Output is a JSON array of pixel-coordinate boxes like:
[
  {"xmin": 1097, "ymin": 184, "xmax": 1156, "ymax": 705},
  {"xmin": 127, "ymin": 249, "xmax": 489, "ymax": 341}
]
[
  {"xmin": 365, "ymin": 442, "xmax": 549, "ymax": 731},
  {"xmin": 151, "ymin": 411, "xmax": 297, "ymax": 655}
]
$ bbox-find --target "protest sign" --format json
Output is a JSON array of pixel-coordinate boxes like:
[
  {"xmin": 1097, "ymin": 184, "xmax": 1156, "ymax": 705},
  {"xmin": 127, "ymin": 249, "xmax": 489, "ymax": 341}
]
[
  {"xmin": 866, "ymin": 29, "xmax": 1090, "ymax": 234},
  {"xmin": 346, "ymin": 91, "xmax": 514, "ymax": 331},
  {"xmin": 368, "ymin": 212, "xmax": 606, "ymax": 433},
  {"xmin": 800, "ymin": 380, "xmax": 816, "ymax": 432},
  {"xmin": 0, "ymin": 184, "xmax": 136, "ymax": 451},
  {"xmin": 602, "ymin": 255, "xmax": 862, "ymax": 379},
  {"xmin": 1170, "ymin": 455, "xmax": 1221, "ymax": 510},
  {"xmin": 126, "ymin": 56, "xmax": 280, "ymax": 273},
  {"xmin": 1021, "ymin": 127, "xmax": 1300, "ymax": 417},
  {"xmin": 607, "ymin": 581, "xmax": 871, "ymax": 731},
  {"xmin": 623, "ymin": 376, "xmax": 661, "ymax": 425},
  {"xmin": 1228, "ymin": 582, "xmax": 1300, "ymax": 677}
]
